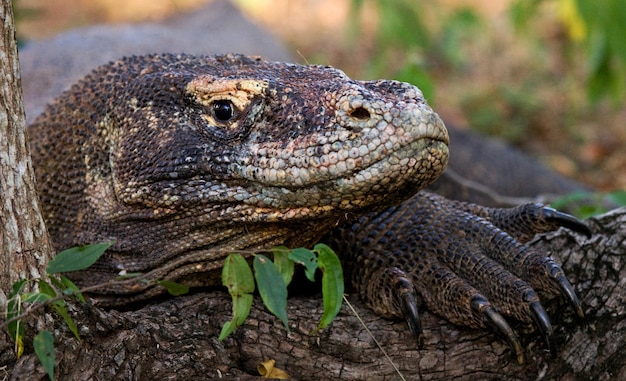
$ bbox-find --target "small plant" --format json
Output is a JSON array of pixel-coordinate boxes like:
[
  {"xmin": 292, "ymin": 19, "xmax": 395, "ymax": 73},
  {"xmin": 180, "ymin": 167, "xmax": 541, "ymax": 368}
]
[
  {"xmin": 4, "ymin": 242, "xmax": 345, "ymax": 379},
  {"xmin": 219, "ymin": 244, "xmax": 344, "ymax": 340},
  {"xmin": 5, "ymin": 243, "xmax": 112, "ymax": 380}
]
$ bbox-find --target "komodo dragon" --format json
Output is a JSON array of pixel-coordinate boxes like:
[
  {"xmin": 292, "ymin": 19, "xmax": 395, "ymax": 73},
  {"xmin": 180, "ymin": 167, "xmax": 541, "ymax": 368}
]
[{"xmin": 28, "ymin": 53, "xmax": 591, "ymax": 363}]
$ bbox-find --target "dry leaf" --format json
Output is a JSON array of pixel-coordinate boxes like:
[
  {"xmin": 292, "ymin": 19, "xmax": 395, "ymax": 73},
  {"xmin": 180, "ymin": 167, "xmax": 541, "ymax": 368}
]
[{"xmin": 258, "ymin": 359, "xmax": 290, "ymax": 379}]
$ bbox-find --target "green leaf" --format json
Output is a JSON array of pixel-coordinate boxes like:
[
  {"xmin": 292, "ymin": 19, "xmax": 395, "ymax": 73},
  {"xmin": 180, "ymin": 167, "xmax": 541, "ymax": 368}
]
[
  {"xmin": 315, "ymin": 244, "xmax": 344, "ymax": 330},
  {"xmin": 158, "ymin": 280, "xmax": 190, "ymax": 296},
  {"xmin": 272, "ymin": 246, "xmax": 295, "ymax": 286},
  {"xmin": 60, "ymin": 276, "xmax": 85, "ymax": 303},
  {"xmin": 222, "ymin": 253, "xmax": 255, "ymax": 296},
  {"xmin": 288, "ymin": 247, "xmax": 318, "ymax": 282},
  {"xmin": 232, "ymin": 293, "xmax": 254, "ymax": 327},
  {"xmin": 48, "ymin": 276, "xmax": 65, "ymax": 291},
  {"xmin": 13, "ymin": 328, "xmax": 25, "ymax": 359},
  {"xmin": 219, "ymin": 254, "xmax": 255, "ymax": 340},
  {"xmin": 21, "ymin": 292, "xmax": 53, "ymax": 304},
  {"xmin": 38, "ymin": 280, "xmax": 57, "ymax": 298},
  {"xmin": 218, "ymin": 293, "xmax": 254, "ymax": 341},
  {"xmin": 219, "ymin": 321, "xmax": 237, "ymax": 341},
  {"xmin": 509, "ymin": 0, "xmax": 542, "ymax": 32},
  {"xmin": 254, "ymin": 255, "xmax": 289, "ymax": 329},
  {"xmin": 33, "ymin": 330, "xmax": 55, "ymax": 380},
  {"xmin": 7, "ymin": 282, "xmax": 25, "ymax": 358},
  {"xmin": 9, "ymin": 279, "xmax": 27, "ymax": 299},
  {"xmin": 47, "ymin": 242, "xmax": 112, "ymax": 274},
  {"xmin": 51, "ymin": 303, "xmax": 80, "ymax": 341}
]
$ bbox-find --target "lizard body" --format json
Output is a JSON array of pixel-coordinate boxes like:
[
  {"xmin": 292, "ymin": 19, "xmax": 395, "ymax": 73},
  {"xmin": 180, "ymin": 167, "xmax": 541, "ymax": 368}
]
[{"xmin": 29, "ymin": 53, "xmax": 588, "ymax": 362}]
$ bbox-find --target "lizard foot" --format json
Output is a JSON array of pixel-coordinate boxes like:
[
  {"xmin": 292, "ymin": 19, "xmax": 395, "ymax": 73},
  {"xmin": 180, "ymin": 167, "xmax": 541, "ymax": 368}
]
[{"xmin": 326, "ymin": 191, "xmax": 589, "ymax": 363}]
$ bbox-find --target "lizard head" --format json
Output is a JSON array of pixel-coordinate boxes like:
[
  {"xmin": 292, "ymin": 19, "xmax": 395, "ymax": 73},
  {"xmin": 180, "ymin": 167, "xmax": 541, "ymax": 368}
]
[
  {"xmin": 31, "ymin": 53, "xmax": 449, "ymax": 290},
  {"xmin": 108, "ymin": 54, "xmax": 449, "ymax": 223}
]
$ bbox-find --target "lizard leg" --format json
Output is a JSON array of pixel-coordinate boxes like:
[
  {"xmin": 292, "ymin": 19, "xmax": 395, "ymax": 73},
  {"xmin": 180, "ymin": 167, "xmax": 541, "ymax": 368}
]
[{"xmin": 326, "ymin": 190, "xmax": 589, "ymax": 361}]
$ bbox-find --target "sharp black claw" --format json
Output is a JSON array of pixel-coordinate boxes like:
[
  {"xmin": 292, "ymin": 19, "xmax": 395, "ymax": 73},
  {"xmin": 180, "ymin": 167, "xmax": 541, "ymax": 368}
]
[
  {"xmin": 400, "ymin": 291, "xmax": 424, "ymax": 348},
  {"xmin": 553, "ymin": 272, "xmax": 585, "ymax": 320},
  {"xmin": 395, "ymin": 277, "xmax": 424, "ymax": 348},
  {"xmin": 471, "ymin": 296, "xmax": 524, "ymax": 364},
  {"xmin": 529, "ymin": 301, "xmax": 557, "ymax": 357},
  {"xmin": 543, "ymin": 207, "xmax": 592, "ymax": 238}
]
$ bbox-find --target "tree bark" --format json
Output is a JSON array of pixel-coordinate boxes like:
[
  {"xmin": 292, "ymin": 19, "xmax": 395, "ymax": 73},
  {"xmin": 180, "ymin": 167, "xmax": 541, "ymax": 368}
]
[
  {"xmin": 2, "ymin": 207, "xmax": 625, "ymax": 380},
  {"xmin": 0, "ymin": 0, "xmax": 52, "ymax": 303},
  {"xmin": 1, "ymin": 0, "xmax": 55, "ymax": 374}
]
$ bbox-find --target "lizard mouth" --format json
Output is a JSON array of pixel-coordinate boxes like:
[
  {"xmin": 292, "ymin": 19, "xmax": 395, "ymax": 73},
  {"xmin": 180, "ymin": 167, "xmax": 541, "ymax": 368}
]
[
  {"xmin": 235, "ymin": 122, "xmax": 450, "ymax": 213},
  {"xmin": 218, "ymin": 78, "xmax": 450, "ymax": 215}
]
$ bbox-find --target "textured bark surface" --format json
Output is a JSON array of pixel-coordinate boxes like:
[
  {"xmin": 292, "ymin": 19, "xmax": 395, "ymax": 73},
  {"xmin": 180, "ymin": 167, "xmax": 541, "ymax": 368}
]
[
  {"xmin": 3, "ymin": 207, "xmax": 625, "ymax": 380},
  {"xmin": 0, "ymin": 0, "xmax": 52, "ymax": 300}
]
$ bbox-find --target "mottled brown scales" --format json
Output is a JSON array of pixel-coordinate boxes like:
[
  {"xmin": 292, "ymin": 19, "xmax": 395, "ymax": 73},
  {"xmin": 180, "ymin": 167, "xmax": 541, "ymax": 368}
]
[{"xmin": 29, "ymin": 53, "xmax": 590, "ymax": 363}]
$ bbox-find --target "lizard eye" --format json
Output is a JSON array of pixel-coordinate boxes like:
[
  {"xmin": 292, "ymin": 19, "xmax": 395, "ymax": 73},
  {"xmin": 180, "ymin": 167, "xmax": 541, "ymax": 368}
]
[{"xmin": 212, "ymin": 100, "xmax": 235, "ymax": 121}]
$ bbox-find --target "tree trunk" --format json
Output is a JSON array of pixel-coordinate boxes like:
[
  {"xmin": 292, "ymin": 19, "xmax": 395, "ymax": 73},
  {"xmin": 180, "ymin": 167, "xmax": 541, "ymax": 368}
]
[
  {"xmin": 1, "ymin": 0, "xmax": 55, "ymax": 373},
  {"xmin": 0, "ymin": 0, "xmax": 52, "ymax": 303},
  {"xmin": 3, "ymin": 207, "xmax": 625, "ymax": 380}
]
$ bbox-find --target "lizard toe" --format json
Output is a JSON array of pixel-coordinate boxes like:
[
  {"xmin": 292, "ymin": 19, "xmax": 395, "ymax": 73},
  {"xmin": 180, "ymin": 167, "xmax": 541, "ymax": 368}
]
[
  {"xmin": 480, "ymin": 202, "xmax": 591, "ymax": 243},
  {"xmin": 541, "ymin": 206, "xmax": 592, "ymax": 238},
  {"xmin": 361, "ymin": 267, "xmax": 425, "ymax": 347},
  {"xmin": 471, "ymin": 295, "xmax": 524, "ymax": 364},
  {"xmin": 529, "ymin": 300, "xmax": 556, "ymax": 357}
]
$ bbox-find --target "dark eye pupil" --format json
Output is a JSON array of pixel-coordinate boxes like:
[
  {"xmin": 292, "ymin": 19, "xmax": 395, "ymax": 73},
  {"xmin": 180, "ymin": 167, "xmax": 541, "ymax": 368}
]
[{"xmin": 213, "ymin": 100, "xmax": 234, "ymax": 121}]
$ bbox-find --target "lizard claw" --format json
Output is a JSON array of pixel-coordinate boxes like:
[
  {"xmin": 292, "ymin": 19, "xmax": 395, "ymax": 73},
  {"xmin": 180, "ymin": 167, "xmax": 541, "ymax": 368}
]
[
  {"xmin": 529, "ymin": 301, "xmax": 556, "ymax": 357},
  {"xmin": 396, "ymin": 276, "xmax": 424, "ymax": 348},
  {"xmin": 472, "ymin": 296, "xmax": 524, "ymax": 364},
  {"xmin": 551, "ymin": 268, "xmax": 585, "ymax": 319},
  {"xmin": 542, "ymin": 207, "xmax": 592, "ymax": 238},
  {"xmin": 355, "ymin": 266, "xmax": 424, "ymax": 347}
]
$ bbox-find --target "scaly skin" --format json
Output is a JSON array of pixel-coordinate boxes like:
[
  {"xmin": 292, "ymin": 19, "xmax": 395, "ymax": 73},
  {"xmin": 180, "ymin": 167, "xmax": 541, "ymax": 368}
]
[
  {"xmin": 30, "ymin": 53, "xmax": 448, "ymax": 294},
  {"xmin": 29, "ymin": 53, "xmax": 589, "ymax": 363}
]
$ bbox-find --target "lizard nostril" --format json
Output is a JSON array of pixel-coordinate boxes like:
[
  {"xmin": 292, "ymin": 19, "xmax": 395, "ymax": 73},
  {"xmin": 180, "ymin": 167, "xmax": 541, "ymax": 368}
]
[{"xmin": 349, "ymin": 107, "xmax": 371, "ymax": 120}]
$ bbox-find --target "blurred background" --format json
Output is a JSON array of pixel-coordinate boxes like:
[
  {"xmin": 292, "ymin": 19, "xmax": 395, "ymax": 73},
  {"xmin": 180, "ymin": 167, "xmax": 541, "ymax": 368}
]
[{"xmin": 14, "ymin": 0, "xmax": 626, "ymax": 206}]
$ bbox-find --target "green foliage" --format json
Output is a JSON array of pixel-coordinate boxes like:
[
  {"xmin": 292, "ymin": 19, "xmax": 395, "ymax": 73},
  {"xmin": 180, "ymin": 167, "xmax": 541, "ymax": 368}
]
[
  {"xmin": 314, "ymin": 244, "xmax": 345, "ymax": 330},
  {"xmin": 288, "ymin": 247, "xmax": 318, "ymax": 281},
  {"xmin": 577, "ymin": 0, "xmax": 626, "ymax": 102},
  {"xmin": 157, "ymin": 280, "xmax": 190, "ymax": 296},
  {"xmin": 272, "ymin": 246, "xmax": 295, "ymax": 286},
  {"xmin": 7, "ymin": 280, "xmax": 27, "ymax": 358},
  {"xmin": 219, "ymin": 253, "xmax": 255, "ymax": 340},
  {"xmin": 220, "ymin": 245, "xmax": 345, "ymax": 340},
  {"xmin": 254, "ymin": 255, "xmax": 289, "ymax": 329},
  {"xmin": 348, "ymin": 0, "xmax": 483, "ymax": 102},
  {"xmin": 511, "ymin": 0, "xmax": 626, "ymax": 103},
  {"xmin": 33, "ymin": 330, "xmax": 55, "ymax": 380},
  {"xmin": 5, "ymin": 243, "xmax": 110, "ymax": 380},
  {"xmin": 608, "ymin": 190, "xmax": 626, "ymax": 206},
  {"xmin": 47, "ymin": 242, "xmax": 112, "ymax": 274},
  {"xmin": 9, "ymin": 242, "xmax": 344, "ymax": 372},
  {"xmin": 550, "ymin": 189, "xmax": 626, "ymax": 219},
  {"xmin": 5, "ymin": 242, "xmax": 193, "ymax": 379}
]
